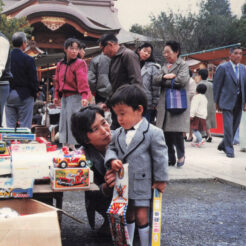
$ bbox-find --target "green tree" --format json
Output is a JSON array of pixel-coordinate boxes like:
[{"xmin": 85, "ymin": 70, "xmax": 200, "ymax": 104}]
[
  {"xmin": 129, "ymin": 0, "xmax": 243, "ymax": 55},
  {"xmin": 0, "ymin": 0, "xmax": 32, "ymax": 43},
  {"xmin": 194, "ymin": 0, "xmax": 237, "ymax": 49},
  {"xmin": 130, "ymin": 24, "xmax": 146, "ymax": 35}
]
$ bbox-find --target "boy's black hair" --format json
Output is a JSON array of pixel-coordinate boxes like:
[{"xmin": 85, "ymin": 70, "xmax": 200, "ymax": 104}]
[
  {"xmin": 99, "ymin": 33, "xmax": 118, "ymax": 48},
  {"xmin": 71, "ymin": 105, "xmax": 104, "ymax": 146},
  {"xmin": 109, "ymin": 84, "xmax": 147, "ymax": 114},
  {"xmin": 198, "ymin": 69, "xmax": 208, "ymax": 80},
  {"xmin": 196, "ymin": 83, "xmax": 207, "ymax": 94}
]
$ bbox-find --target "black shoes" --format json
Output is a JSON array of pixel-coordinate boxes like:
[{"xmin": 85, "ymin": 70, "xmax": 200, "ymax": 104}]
[
  {"xmin": 206, "ymin": 137, "xmax": 212, "ymax": 142},
  {"xmin": 177, "ymin": 157, "xmax": 185, "ymax": 168},
  {"xmin": 168, "ymin": 160, "xmax": 176, "ymax": 166},
  {"xmin": 226, "ymin": 153, "xmax": 235, "ymax": 158},
  {"xmin": 185, "ymin": 137, "xmax": 193, "ymax": 142},
  {"xmin": 218, "ymin": 145, "xmax": 234, "ymax": 158},
  {"xmin": 217, "ymin": 145, "xmax": 225, "ymax": 152}
]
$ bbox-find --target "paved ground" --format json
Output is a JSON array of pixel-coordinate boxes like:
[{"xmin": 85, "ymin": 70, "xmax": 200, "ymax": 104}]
[
  {"xmin": 60, "ymin": 137, "xmax": 246, "ymax": 246},
  {"xmin": 61, "ymin": 180, "xmax": 246, "ymax": 246}
]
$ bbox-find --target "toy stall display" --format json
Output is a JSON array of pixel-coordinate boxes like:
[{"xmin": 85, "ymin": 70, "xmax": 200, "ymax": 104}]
[
  {"xmin": 0, "ymin": 127, "xmax": 58, "ymax": 199},
  {"xmin": 50, "ymin": 146, "xmax": 93, "ymax": 191},
  {"xmin": 107, "ymin": 164, "xmax": 130, "ymax": 246}
]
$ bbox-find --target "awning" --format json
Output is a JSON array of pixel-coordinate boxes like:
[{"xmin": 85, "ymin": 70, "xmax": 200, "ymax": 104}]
[{"xmin": 181, "ymin": 43, "xmax": 246, "ymax": 65}]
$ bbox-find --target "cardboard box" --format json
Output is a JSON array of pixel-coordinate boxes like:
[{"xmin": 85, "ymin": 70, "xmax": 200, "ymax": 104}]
[
  {"xmin": 0, "ymin": 199, "xmax": 62, "ymax": 246},
  {"xmin": 50, "ymin": 167, "xmax": 90, "ymax": 190}
]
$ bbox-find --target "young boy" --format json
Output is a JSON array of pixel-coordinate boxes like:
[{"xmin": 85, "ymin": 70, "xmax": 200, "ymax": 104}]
[
  {"xmin": 190, "ymin": 83, "xmax": 208, "ymax": 147},
  {"xmin": 105, "ymin": 84, "xmax": 169, "ymax": 246}
]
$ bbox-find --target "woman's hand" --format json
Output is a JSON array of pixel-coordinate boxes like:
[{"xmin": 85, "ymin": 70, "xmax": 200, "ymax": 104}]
[
  {"xmin": 81, "ymin": 99, "xmax": 88, "ymax": 107},
  {"xmin": 152, "ymin": 181, "xmax": 167, "ymax": 193},
  {"xmin": 111, "ymin": 159, "xmax": 123, "ymax": 172},
  {"xmin": 53, "ymin": 98, "xmax": 59, "ymax": 106},
  {"xmin": 104, "ymin": 169, "xmax": 116, "ymax": 188},
  {"xmin": 163, "ymin": 73, "xmax": 176, "ymax": 80}
]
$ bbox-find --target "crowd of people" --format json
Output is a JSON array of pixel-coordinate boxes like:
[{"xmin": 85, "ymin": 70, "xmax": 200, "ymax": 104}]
[{"xmin": 1, "ymin": 31, "xmax": 246, "ymax": 246}]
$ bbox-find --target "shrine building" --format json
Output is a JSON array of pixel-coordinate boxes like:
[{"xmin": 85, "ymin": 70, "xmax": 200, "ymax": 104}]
[{"xmin": 2, "ymin": 0, "xmax": 151, "ymax": 54}]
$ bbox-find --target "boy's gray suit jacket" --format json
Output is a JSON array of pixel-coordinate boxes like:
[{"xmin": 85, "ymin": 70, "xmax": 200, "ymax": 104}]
[{"xmin": 105, "ymin": 118, "xmax": 168, "ymax": 200}]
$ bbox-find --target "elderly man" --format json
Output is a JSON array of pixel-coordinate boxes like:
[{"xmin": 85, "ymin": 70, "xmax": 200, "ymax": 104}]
[
  {"xmin": 5, "ymin": 32, "xmax": 38, "ymax": 128},
  {"xmin": 213, "ymin": 46, "xmax": 246, "ymax": 158},
  {"xmin": 0, "ymin": 32, "xmax": 12, "ymax": 127},
  {"xmin": 99, "ymin": 33, "xmax": 142, "ymax": 129}
]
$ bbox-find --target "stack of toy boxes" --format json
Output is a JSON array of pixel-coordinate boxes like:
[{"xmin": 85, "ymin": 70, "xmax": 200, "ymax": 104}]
[{"xmin": 50, "ymin": 147, "xmax": 91, "ymax": 191}]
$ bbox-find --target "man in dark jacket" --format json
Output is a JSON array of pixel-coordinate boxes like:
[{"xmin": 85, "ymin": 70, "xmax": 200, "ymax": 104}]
[
  {"xmin": 0, "ymin": 32, "xmax": 12, "ymax": 127},
  {"xmin": 99, "ymin": 33, "xmax": 142, "ymax": 129},
  {"xmin": 5, "ymin": 32, "xmax": 38, "ymax": 128}
]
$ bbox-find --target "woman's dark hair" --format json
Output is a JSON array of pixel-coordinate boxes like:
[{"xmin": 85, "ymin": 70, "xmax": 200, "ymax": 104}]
[
  {"xmin": 64, "ymin": 38, "xmax": 81, "ymax": 49},
  {"xmin": 71, "ymin": 105, "xmax": 104, "ymax": 146},
  {"xmin": 109, "ymin": 84, "xmax": 147, "ymax": 114},
  {"xmin": 165, "ymin": 40, "xmax": 181, "ymax": 57},
  {"xmin": 196, "ymin": 83, "xmax": 207, "ymax": 94},
  {"xmin": 136, "ymin": 42, "xmax": 155, "ymax": 67}
]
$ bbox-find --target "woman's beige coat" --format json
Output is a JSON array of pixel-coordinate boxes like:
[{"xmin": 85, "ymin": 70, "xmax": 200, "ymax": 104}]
[{"xmin": 153, "ymin": 57, "xmax": 190, "ymax": 132}]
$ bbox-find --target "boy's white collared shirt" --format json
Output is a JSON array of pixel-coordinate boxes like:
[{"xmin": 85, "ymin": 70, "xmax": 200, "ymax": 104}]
[{"xmin": 125, "ymin": 119, "xmax": 143, "ymax": 146}]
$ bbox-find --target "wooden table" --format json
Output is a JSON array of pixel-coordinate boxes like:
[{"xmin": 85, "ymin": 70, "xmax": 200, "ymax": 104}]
[{"xmin": 33, "ymin": 182, "xmax": 99, "ymax": 209}]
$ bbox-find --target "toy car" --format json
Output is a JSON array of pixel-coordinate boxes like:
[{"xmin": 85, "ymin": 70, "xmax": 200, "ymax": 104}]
[
  {"xmin": 53, "ymin": 147, "xmax": 87, "ymax": 168},
  {"xmin": 57, "ymin": 170, "xmax": 86, "ymax": 186}
]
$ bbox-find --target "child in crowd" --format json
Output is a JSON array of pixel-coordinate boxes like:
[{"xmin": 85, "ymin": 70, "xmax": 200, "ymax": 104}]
[
  {"xmin": 190, "ymin": 83, "xmax": 208, "ymax": 147},
  {"xmin": 105, "ymin": 84, "xmax": 168, "ymax": 246}
]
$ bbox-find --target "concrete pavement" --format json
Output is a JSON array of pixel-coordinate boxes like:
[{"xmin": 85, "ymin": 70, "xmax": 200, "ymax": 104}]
[{"xmin": 169, "ymin": 136, "xmax": 246, "ymax": 187}]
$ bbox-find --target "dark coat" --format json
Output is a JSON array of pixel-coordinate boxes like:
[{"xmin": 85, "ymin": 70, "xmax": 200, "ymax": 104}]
[
  {"xmin": 11, "ymin": 48, "xmax": 38, "ymax": 99},
  {"xmin": 213, "ymin": 61, "xmax": 246, "ymax": 111},
  {"xmin": 83, "ymin": 145, "xmax": 111, "ymax": 229},
  {"xmin": 109, "ymin": 46, "xmax": 142, "ymax": 93}
]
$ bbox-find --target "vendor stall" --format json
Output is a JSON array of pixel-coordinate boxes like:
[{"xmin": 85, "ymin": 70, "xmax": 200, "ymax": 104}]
[{"xmin": 0, "ymin": 127, "xmax": 98, "ymax": 246}]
